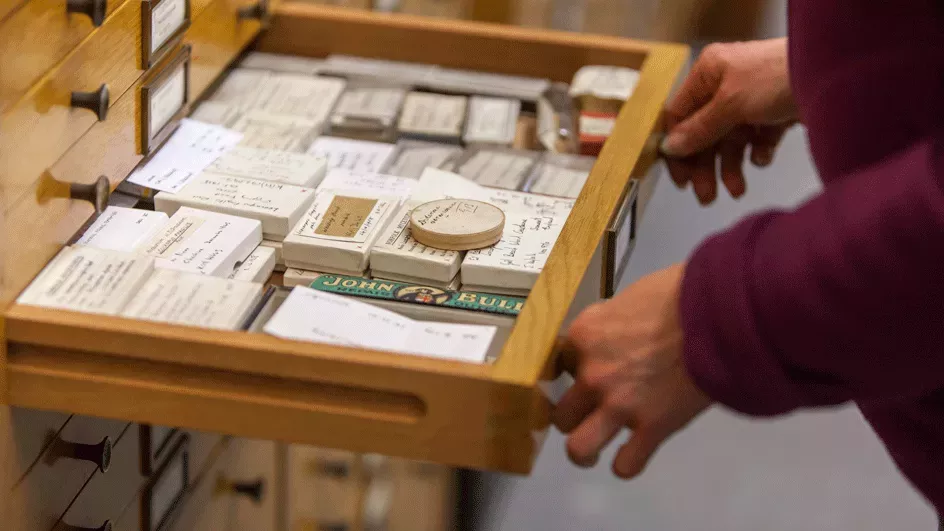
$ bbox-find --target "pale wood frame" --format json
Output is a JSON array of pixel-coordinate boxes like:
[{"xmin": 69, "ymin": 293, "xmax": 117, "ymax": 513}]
[{"xmin": 1, "ymin": 5, "xmax": 687, "ymax": 473}]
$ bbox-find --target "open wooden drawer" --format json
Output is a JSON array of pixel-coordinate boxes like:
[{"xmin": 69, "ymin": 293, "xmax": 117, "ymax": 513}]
[{"xmin": 1, "ymin": 5, "xmax": 687, "ymax": 474}]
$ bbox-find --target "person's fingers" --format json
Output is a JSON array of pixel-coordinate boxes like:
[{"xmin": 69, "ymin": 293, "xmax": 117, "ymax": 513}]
[
  {"xmin": 665, "ymin": 157, "xmax": 696, "ymax": 189},
  {"xmin": 553, "ymin": 383, "xmax": 597, "ymax": 434},
  {"xmin": 663, "ymin": 94, "xmax": 740, "ymax": 158},
  {"xmin": 689, "ymin": 151, "xmax": 718, "ymax": 205},
  {"xmin": 611, "ymin": 426, "xmax": 666, "ymax": 479},
  {"xmin": 719, "ymin": 136, "xmax": 748, "ymax": 198},
  {"xmin": 553, "ymin": 337, "xmax": 579, "ymax": 377},
  {"xmin": 664, "ymin": 43, "xmax": 726, "ymax": 124},
  {"xmin": 566, "ymin": 408, "xmax": 624, "ymax": 468},
  {"xmin": 749, "ymin": 125, "xmax": 789, "ymax": 167}
]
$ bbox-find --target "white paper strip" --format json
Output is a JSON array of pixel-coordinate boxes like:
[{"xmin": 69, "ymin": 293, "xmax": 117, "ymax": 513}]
[
  {"xmin": 208, "ymin": 147, "xmax": 329, "ymax": 188},
  {"xmin": 75, "ymin": 207, "xmax": 169, "ymax": 253},
  {"xmin": 306, "ymin": 137, "xmax": 397, "ymax": 174}
]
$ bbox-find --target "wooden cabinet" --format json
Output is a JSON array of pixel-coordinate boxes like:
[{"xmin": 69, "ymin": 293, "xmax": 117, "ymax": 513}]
[{"xmin": 1, "ymin": 6, "xmax": 686, "ymax": 477}]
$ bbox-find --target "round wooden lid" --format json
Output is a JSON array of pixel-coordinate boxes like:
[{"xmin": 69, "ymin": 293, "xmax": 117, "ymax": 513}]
[{"xmin": 409, "ymin": 199, "xmax": 505, "ymax": 251}]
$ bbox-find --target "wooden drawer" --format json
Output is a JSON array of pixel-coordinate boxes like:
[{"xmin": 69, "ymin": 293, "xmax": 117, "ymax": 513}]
[
  {"xmin": 8, "ymin": 414, "xmax": 130, "ymax": 530},
  {"xmin": 0, "ymin": 0, "xmax": 236, "ymax": 214},
  {"xmin": 386, "ymin": 461, "xmax": 456, "ymax": 531},
  {"xmin": 2, "ymin": 5, "xmax": 686, "ymax": 475},
  {"xmin": 170, "ymin": 438, "xmax": 278, "ymax": 531},
  {"xmin": 9, "ymin": 408, "xmax": 71, "ymax": 485},
  {"xmin": 56, "ymin": 423, "xmax": 142, "ymax": 531},
  {"xmin": 288, "ymin": 447, "xmax": 360, "ymax": 530}
]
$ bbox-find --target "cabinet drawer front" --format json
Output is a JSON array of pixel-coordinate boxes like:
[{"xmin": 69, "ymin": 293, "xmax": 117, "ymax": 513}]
[
  {"xmin": 56, "ymin": 423, "xmax": 144, "ymax": 531},
  {"xmin": 0, "ymin": 0, "xmax": 129, "ymax": 110},
  {"xmin": 0, "ymin": 0, "xmax": 215, "ymax": 214},
  {"xmin": 4, "ymin": 6, "xmax": 687, "ymax": 475},
  {"xmin": 10, "ymin": 415, "xmax": 130, "ymax": 530},
  {"xmin": 288, "ymin": 447, "xmax": 360, "ymax": 529},
  {"xmin": 10, "ymin": 408, "xmax": 71, "ymax": 484}
]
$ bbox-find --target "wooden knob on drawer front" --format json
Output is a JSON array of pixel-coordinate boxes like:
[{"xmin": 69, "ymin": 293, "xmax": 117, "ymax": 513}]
[
  {"xmin": 66, "ymin": 0, "xmax": 107, "ymax": 26},
  {"xmin": 71, "ymin": 84, "xmax": 109, "ymax": 121},
  {"xmin": 237, "ymin": 0, "xmax": 267, "ymax": 20},
  {"xmin": 51, "ymin": 435, "xmax": 112, "ymax": 473},
  {"xmin": 56, "ymin": 520, "xmax": 112, "ymax": 531},
  {"xmin": 217, "ymin": 477, "xmax": 265, "ymax": 503}
]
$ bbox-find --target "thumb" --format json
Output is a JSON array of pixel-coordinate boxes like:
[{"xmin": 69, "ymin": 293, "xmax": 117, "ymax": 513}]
[{"xmin": 661, "ymin": 93, "xmax": 740, "ymax": 158}]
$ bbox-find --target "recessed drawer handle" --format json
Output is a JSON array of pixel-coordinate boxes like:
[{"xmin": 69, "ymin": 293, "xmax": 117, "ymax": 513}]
[
  {"xmin": 217, "ymin": 476, "xmax": 265, "ymax": 503},
  {"xmin": 237, "ymin": 0, "xmax": 267, "ymax": 20},
  {"xmin": 65, "ymin": 0, "xmax": 107, "ymax": 26},
  {"xmin": 71, "ymin": 84, "xmax": 109, "ymax": 121},
  {"xmin": 56, "ymin": 520, "xmax": 112, "ymax": 531},
  {"xmin": 50, "ymin": 435, "xmax": 112, "ymax": 473}
]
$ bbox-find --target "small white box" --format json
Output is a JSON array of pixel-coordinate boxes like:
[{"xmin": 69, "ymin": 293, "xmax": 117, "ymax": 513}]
[
  {"xmin": 282, "ymin": 267, "xmax": 327, "ymax": 288},
  {"xmin": 330, "ymin": 86, "xmax": 407, "ymax": 129},
  {"xmin": 525, "ymin": 153, "xmax": 596, "ymax": 199},
  {"xmin": 463, "ymin": 96, "xmax": 520, "ymax": 146},
  {"xmin": 454, "ymin": 147, "xmax": 539, "ymax": 190},
  {"xmin": 190, "ymin": 101, "xmax": 241, "ymax": 127},
  {"xmin": 241, "ymin": 52, "xmax": 322, "ymax": 75},
  {"xmin": 282, "ymin": 192, "xmax": 399, "ymax": 274},
  {"xmin": 570, "ymin": 65, "xmax": 640, "ymax": 101},
  {"xmin": 254, "ymin": 74, "xmax": 346, "ymax": 124},
  {"xmin": 317, "ymin": 169, "xmax": 415, "ymax": 203},
  {"xmin": 370, "ymin": 203, "xmax": 462, "ymax": 285},
  {"xmin": 259, "ymin": 239, "xmax": 285, "ymax": 271},
  {"xmin": 306, "ymin": 136, "xmax": 398, "ymax": 174},
  {"xmin": 207, "ymin": 146, "xmax": 329, "ymax": 188},
  {"xmin": 17, "ymin": 246, "xmax": 155, "ymax": 315},
  {"xmin": 122, "ymin": 269, "xmax": 264, "ymax": 330},
  {"xmin": 397, "ymin": 92, "xmax": 467, "ymax": 141},
  {"xmin": 139, "ymin": 207, "xmax": 262, "ymax": 277},
  {"xmin": 385, "ymin": 140, "xmax": 462, "ymax": 179},
  {"xmin": 154, "ymin": 174, "xmax": 317, "ymax": 240},
  {"xmin": 228, "ymin": 245, "xmax": 277, "ymax": 283},
  {"xmin": 230, "ymin": 110, "xmax": 321, "ymax": 152},
  {"xmin": 208, "ymin": 68, "xmax": 277, "ymax": 108},
  {"xmin": 75, "ymin": 206, "xmax": 169, "ymax": 253}
]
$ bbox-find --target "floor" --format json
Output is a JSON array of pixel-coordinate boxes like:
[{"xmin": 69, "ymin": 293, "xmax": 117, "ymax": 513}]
[{"xmin": 470, "ymin": 129, "xmax": 938, "ymax": 530}]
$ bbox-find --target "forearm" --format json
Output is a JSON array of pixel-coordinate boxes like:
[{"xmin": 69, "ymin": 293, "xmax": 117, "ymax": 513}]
[{"xmin": 681, "ymin": 134, "xmax": 944, "ymax": 415}]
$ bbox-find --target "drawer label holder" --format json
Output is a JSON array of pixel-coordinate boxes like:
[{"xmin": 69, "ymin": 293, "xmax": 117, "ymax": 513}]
[
  {"xmin": 142, "ymin": 434, "xmax": 190, "ymax": 531},
  {"xmin": 141, "ymin": 45, "xmax": 191, "ymax": 155},
  {"xmin": 142, "ymin": 0, "xmax": 191, "ymax": 68},
  {"xmin": 602, "ymin": 179, "xmax": 639, "ymax": 298},
  {"xmin": 140, "ymin": 424, "xmax": 181, "ymax": 475}
]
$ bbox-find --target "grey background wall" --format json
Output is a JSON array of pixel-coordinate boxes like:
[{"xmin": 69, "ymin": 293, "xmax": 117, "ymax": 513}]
[{"xmin": 471, "ymin": 2, "xmax": 938, "ymax": 529}]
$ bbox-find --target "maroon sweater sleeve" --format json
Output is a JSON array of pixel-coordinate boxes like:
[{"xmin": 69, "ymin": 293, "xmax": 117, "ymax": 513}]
[{"xmin": 680, "ymin": 134, "xmax": 944, "ymax": 416}]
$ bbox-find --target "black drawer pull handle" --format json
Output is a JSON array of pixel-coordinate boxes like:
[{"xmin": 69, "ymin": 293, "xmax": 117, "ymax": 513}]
[
  {"xmin": 71, "ymin": 84, "xmax": 109, "ymax": 121},
  {"xmin": 56, "ymin": 521, "xmax": 112, "ymax": 531},
  {"xmin": 317, "ymin": 459, "xmax": 350, "ymax": 478},
  {"xmin": 225, "ymin": 478, "xmax": 265, "ymax": 503},
  {"xmin": 318, "ymin": 524, "xmax": 349, "ymax": 531},
  {"xmin": 70, "ymin": 175, "xmax": 111, "ymax": 214},
  {"xmin": 237, "ymin": 1, "xmax": 266, "ymax": 20},
  {"xmin": 66, "ymin": 0, "xmax": 107, "ymax": 26},
  {"xmin": 51, "ymin": 435, "xmax": 112, "ymax": 473}
]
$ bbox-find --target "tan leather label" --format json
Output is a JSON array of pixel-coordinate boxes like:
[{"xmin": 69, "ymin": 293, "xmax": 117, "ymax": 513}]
[{"xmin": 315, "ymin": 196, "xmax": 378, "ymax": 238}]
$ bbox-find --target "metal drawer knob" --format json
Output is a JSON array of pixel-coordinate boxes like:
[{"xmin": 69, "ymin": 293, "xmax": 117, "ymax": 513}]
[
  {"xmin": 70, "ymin": 175, "xmax": 111, "ymax": 214},
  {"xmin": 56, "ymin": 521, "xmax": 112, "ymax": 531},
  {"xmin": 217, "ymin": 477, "xmax": 265, "ymax": 503},
  {"xmin": 50, "ymin": 435, "xmax": 112, "ymax": 473},
  {"xmin": 66, "ymin": 0, "xmax": 107, "ymax": 26},
  {"xmin": 71, "ymin": 84, "xmax": 109, "ymax": 121},
  {"xmin": 237, "ymin": 0, "xmax": 267, "ymax": 20},
  {"xmin": 315, "ymin": 459, "xmax": 350, "ymax": 478}
]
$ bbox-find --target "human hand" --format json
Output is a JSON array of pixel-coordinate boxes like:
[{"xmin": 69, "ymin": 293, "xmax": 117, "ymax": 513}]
[
  {"xmin": 553, "ymin": 263, "xmax": 712, "ymax": 478},
  {"xmin": 662, "ymin": 38, "xmax": 797, "ymax": 204}
]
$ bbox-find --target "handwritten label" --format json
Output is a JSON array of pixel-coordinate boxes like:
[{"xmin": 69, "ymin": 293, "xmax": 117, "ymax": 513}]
[
  {"xmin": 128, "ymin": 119, "xmax": 243, "ymax": 193},
  {"xmin": 228, "ymin": 245, "xmax": 276, "ymax": 282},
  {"xmin": 456, "ymin": 149, "xmax": 537, "ymax": 190},
  {"xmin": 306, "ymin": 137, "xmax": 397, "ymax": 174},
  {"xmin": 397, "ymin": 93, "xmax": 467, "ymax": 138},
  {"xmin": 149, "ymin": 63, "xmax": 187, "ymax": 140},
  {"xmin": 294, "ymin": 193, "xmax": 393, "ymax": 243},
  {"xmin": 230, "ymin": 110, "xmax": 319, "ymax": 153},
  {"xmin": 208, "ymin": 147, "xmax": 328, "ymax": 188},
  {"xmin": 17, "ymin": 246, "xmax": 155, "ymax": 315},
  {"xmin": 150, "ymin": 0, "xmax": 187, "ymax": 55},
  {"xmin": 381, "ymin": 208, "xmax": 459, "ymax": 263},
  {"xmin": 463, "ymin": 97, "xmax": 520, "ymax": 145},
  {"xmin": 209, "ymin": 68, "xmax": 276, "ymax": 109},
  {"xmin": 264, "ymin": 287, "xmax": 495, "ymax": 363},
  {"xmin": 318, "ymin": 169, "xmax": 415, "ymax": 201},
  {"xmin": 570, "ymin": 66, "xmax": 641, "ymax": 101},
  {"xmin": 253, "ymin": 75, "xmax": 346, "ymax": 124},
  {"xmin": 122, "ymin": 269, "xmax": 263, "ymax": 329},
  {"xmin": 75, "ymin": 207, "xmax": 169, "ymax": 252}
]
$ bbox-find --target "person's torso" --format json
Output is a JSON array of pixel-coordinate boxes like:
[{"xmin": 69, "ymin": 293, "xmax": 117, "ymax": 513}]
[{"xmin": 788, "ymin": 0, "xmax": 944, "ymax": 180}]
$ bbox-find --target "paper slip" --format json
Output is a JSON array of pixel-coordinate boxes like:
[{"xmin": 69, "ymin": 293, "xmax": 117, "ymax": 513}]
[
  {"xmin": 75, "ymin": 207, "xmax": 169, "ymax": 252},
  {"xmin": 122, "ymin": 269, "xmax": 263, "ymax": 330},
  {"xmin": 140, "ymin": 206, "xmax": 262, "ymax": 277},
  {"xmin": 397, "ymin": 93, "xmax": 467, "ymax": 139},
  {"xmin": 370, "ymin": 203, "xmax": 462, "ymax": 283},
  {"xmin": 208, "ymin": 147, "xmax": 328, "ymax": 188},
  {"xmin": 253, "ymin": 75, "xmax": 346, "ymax": 124},
  {"xmin": 126, "ymin": 119, "xmax": 244, "ymax": 194},
  {"xmin": 18, "ymin": 246, "xmax": 155, "ymax": 315},
  {"xmin": 306, "ymin": 137, "xmax": 397, "ymax": 174},
  {"xmin": 230, "ymin": 110, "xmax": 320, "ymax": 152},
  {"xmin": 526, "ymin": 154, "xmax": 595, "ymax": 198},
  {"xmin": 227, "ymin": 245, "xmax": 277, "ymax": 283},
  {"xmin": 569, "ymin": 66, "xmax": 641, "ymax": 101},
  {"xmin": 455, "ymin": 149, "xmax": 538, "ymax": 190},
  {"xmin": 424, "ymin": 68, "xmax": 550, "ymax": 101},
  {"xmin": 154, "ymin": 174, "xmax": 317, "ymax": 239},
  {"xmin": 463, "ymin": 97, "xmax": 521, "ymax": 145},
  {"xmin": 317, "ymin": 169, "xmax": 415, "ymax": 202},
  {"xmin": 411, "ymin": 168, "xmax": 575, "ymax": 218},
  {"xmin": 385, "ymin": 141, "xmax": 461, "ymax": 179},
  {"xmin": 282, "ymin": 192, "xmax": 398, "ymax": 273},
  {"xmin": 320, "ymin": 55, "xmax": 437, "ymax": 85},
  {"xmin": 331, "ymin": 87, "xmax": 407, "ymax": 126},
  {"xmin": 190, "ymin": 101, "xmax": 242, "ymax": 127},
  {"xmin": 241, "ymin": 52, "xmax": 322, "ymax": 75},
  {"xmin": 462, "ymin": 213, "xmax": 568, "ymax": 291},
  {"xmin": 259, "ymin": 239, "xmax": 284, "ymax": 267},
  {"xmin": 264, "ymin": 287, "xmax": 496, "ymax": 363},
  {"xmin": 209, "ymin": 68, "xmax": 278, "ymax": 108},
  {"xmin": 579, "ymin": 112, "xmax": 616, "ymax": 139}
]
